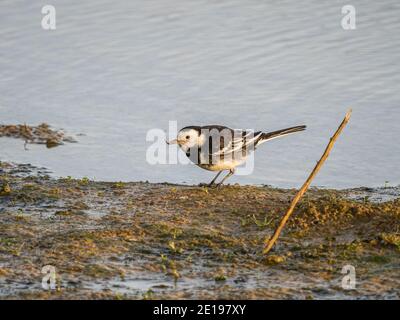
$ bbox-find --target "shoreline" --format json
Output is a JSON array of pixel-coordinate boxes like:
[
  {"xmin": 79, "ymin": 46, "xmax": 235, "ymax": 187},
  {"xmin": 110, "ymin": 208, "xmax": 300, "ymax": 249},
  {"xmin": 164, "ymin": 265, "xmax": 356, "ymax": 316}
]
[
  {"xmin": 1, "ymin": 157, "xmax": 399, "ymax": 194},
  {"xmin": 0, "ymin": 162, "xmax": 399, "ymax": 299}
]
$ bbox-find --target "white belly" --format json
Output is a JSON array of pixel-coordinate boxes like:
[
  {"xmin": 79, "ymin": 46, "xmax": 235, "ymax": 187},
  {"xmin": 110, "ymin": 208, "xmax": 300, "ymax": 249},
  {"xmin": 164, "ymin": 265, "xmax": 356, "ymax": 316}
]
[{"xmin": 198, "ymin": 158, "xmax": 246, "ymax": 171}]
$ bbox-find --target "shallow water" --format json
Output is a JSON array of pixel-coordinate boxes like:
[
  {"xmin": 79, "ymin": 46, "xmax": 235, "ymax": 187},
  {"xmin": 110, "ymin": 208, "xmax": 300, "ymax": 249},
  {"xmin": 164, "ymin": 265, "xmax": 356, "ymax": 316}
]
[{"xmin": 1, "ymin": 0, "xmax": 399, "ymax": 188}]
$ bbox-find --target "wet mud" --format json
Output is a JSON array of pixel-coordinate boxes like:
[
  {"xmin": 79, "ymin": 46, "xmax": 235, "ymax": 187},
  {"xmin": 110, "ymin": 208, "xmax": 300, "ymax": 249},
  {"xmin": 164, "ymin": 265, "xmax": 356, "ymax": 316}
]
[
  {"xmin": 0, "ymin": 162, "xmax": 399, "ymax": 299},
  {"xmin": 0, "ymin": 124, "xmax": 76, "ymax": 148}
]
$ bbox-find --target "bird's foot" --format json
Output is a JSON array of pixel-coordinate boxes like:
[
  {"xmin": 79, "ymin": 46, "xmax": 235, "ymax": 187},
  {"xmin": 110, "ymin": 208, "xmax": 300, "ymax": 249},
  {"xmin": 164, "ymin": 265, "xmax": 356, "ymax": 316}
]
[
  {"xmin": 199, "ymin": 181, "xmax": 223, "ymax": 189},
  {"xmin": 198, "ymin": 183, "xmax": 211, "ymax": 188}
]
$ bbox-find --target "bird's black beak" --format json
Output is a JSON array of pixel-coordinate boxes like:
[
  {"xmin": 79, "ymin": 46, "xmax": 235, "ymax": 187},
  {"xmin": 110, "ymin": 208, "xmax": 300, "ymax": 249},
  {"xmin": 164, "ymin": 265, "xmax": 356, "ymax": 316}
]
[{"xmin": 166, "ymin": 139, "xmax": 178, "ymax": 145}]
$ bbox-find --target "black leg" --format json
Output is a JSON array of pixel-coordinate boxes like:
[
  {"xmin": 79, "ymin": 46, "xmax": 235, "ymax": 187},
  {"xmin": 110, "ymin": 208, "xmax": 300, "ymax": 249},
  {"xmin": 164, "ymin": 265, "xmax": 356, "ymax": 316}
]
[
  {"xmin": 216, "ymin": 169, "xmax": 235, "ymax": 187},
  {"xmin": 208, "ymin": 171, "xmax": 223, "ymax": 187}
]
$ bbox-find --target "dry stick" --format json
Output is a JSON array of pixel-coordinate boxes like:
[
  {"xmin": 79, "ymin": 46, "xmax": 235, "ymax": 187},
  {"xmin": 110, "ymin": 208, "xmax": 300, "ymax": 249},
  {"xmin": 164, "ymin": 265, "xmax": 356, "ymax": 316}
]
[{"xmin": 263, "ymin": 109, "xmax": 352, "ymax": 255}]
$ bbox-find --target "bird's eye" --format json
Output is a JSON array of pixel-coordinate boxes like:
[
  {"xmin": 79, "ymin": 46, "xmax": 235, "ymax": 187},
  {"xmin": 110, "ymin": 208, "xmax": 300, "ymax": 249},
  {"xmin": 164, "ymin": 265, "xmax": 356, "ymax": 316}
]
[{"xmin": 186, "ymin": 135, "xmax": 190, "ymax": 140}]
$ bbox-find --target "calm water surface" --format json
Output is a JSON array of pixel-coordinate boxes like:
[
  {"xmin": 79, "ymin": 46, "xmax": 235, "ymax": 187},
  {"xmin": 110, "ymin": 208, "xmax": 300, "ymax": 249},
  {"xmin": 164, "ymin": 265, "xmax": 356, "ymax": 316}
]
[{"xmin": 0, "ymin": 0, "xmax": 399, "ymax": 188}]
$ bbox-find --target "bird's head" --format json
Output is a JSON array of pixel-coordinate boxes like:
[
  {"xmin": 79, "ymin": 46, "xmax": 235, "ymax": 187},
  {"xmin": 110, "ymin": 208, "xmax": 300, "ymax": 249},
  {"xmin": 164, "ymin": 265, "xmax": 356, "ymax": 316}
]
[{"xmin": 167, "ymin": 127, "xmax": 202, "ymax": 151}]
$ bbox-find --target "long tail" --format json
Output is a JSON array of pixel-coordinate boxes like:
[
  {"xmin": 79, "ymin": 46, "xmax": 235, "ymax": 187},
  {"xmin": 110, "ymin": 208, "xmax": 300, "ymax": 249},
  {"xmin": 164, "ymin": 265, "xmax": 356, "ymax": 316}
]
[{"xmin": 258, "ymin": 125, "xmax": 306, "ymax": 144}]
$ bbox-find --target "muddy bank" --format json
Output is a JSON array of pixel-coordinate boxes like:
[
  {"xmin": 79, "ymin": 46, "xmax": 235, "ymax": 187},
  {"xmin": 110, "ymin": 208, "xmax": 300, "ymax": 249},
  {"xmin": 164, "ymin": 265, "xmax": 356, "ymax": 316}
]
[
  {"xmin": 0, "ymin": 162, "xmax": 399, "ymax": 299},
  {"xmin": 0, "ymin": 123, "xmax": 76, "ymax": 148}
]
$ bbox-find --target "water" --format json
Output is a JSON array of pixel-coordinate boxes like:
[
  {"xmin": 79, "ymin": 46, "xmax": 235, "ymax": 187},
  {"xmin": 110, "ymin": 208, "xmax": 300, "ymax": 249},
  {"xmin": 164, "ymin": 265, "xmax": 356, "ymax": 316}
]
[{"xmin": 1, "ymin": 0, "xmax": 399, "ymax": 188}]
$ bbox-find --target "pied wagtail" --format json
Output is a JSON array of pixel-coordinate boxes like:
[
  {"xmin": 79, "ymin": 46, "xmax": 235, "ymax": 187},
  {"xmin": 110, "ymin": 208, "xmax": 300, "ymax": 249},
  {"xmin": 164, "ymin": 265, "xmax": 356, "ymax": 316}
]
[{"xmin": 167, "ymin": 124, "xmax": 306, "ymax": 187}]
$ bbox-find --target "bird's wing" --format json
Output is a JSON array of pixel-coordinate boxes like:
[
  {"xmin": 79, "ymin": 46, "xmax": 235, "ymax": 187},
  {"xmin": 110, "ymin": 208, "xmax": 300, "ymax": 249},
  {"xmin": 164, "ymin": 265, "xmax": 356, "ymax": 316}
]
[{"xmin": 212, "ymin": 129, "xmax": 262, "ymax": 156}]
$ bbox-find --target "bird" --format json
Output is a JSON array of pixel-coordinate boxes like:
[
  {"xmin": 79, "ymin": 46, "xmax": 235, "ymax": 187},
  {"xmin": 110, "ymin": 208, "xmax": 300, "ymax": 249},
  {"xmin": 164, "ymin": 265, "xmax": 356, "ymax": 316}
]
[{"xmin": 167, "ymin": 124, "xmax": 306, "ymax": 187}]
